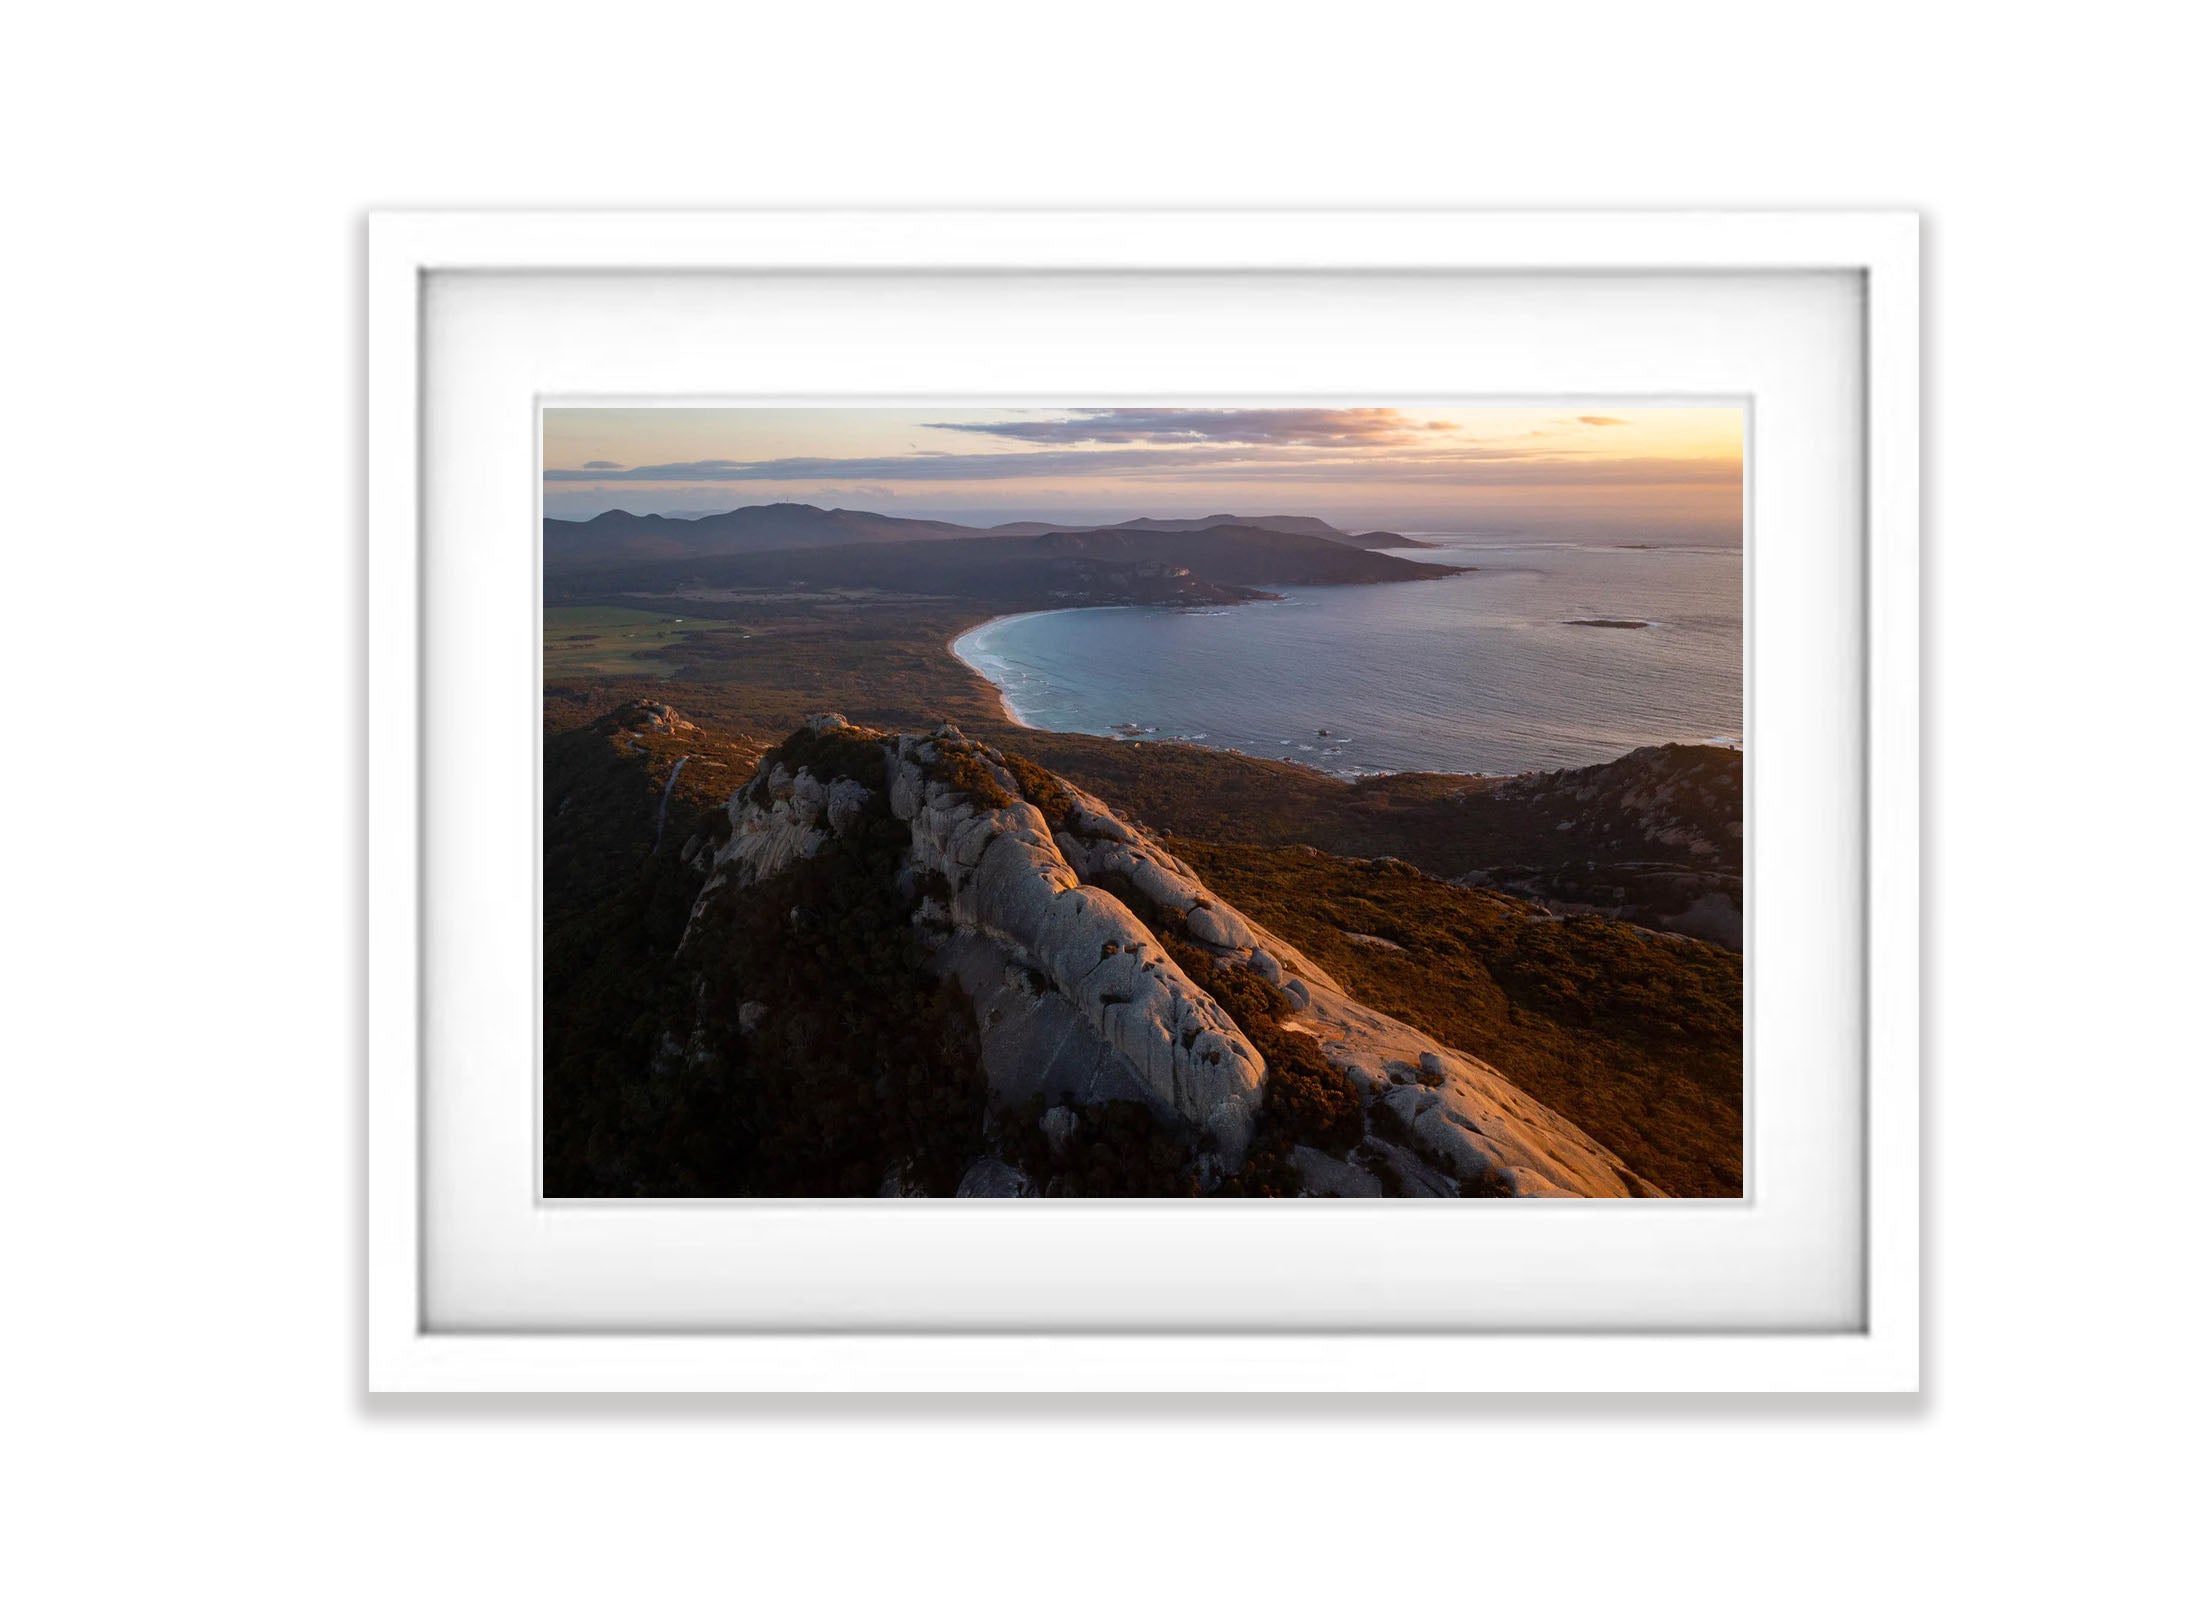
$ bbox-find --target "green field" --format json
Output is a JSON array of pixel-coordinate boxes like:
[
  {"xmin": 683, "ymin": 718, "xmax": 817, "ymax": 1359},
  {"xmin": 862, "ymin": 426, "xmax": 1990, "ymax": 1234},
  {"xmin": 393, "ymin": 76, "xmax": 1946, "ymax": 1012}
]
[{"xmin": 543, "ymin": 606, "xmax": 738, "ymax": 677}]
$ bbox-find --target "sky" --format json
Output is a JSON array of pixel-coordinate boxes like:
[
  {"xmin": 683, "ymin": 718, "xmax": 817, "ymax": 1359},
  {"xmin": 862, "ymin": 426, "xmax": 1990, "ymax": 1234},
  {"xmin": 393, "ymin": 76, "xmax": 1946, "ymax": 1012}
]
[{"xmin": 542, "ymin": 405, "xmax": 1744, "ymax": 539}]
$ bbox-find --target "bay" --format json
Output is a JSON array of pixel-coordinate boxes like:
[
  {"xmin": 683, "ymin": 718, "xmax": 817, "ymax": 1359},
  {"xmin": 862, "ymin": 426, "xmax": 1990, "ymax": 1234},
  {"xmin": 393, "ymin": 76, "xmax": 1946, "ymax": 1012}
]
[{"xmin": 950, "ymin": 534, "xmax": 1742, "ymax": 777}]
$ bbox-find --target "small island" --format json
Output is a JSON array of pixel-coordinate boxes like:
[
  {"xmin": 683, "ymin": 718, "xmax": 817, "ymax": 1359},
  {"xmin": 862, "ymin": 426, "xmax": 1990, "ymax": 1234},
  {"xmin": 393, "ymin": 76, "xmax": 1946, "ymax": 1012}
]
[{"xmin": 1565, "ymin": 617, "xmax": 1654, "ymax": 630}]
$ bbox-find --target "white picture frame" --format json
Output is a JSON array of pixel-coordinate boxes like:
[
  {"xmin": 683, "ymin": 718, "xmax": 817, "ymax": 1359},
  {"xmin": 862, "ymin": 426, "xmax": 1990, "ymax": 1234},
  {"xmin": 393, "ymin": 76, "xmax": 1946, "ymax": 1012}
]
[{"xmin": 368, "ymin": 210, "xmax": 1918, "ymax": 1392}]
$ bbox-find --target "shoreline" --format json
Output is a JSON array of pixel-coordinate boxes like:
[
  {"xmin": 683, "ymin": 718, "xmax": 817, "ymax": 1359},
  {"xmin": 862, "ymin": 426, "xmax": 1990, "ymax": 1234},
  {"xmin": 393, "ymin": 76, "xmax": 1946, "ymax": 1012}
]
[
  {"xmin": 948, "ymin": 606, "xmax": 1107, "ymax": 729},
  {"xmin": 944, "ymin": 601, "xmax": 1741, "ymax": 785},
  {"xmin": 947, "ymin": 606, "xmax": 1490, "ymax": 784}
]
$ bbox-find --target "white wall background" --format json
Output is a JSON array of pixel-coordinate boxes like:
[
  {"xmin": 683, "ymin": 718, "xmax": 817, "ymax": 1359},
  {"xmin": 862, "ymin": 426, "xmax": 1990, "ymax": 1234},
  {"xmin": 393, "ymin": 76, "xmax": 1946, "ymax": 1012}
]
[{"xmin": 4, "ymin": 3, "xmax": 2191, "ymax": 1595}]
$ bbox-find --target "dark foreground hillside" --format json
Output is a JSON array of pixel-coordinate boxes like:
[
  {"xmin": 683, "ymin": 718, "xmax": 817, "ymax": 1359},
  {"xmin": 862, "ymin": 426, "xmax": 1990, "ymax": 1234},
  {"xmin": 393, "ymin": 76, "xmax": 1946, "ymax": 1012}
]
[
  {"xmin": 545, "ymin": 704, "xmax": 1742, "ymax": 1199},
  {"xmin": 989, "ymin": 734, "xmax": 1744, "ymax": 949},
  {"xmin": 1174, "ymin": 842, "xmax": 1741, "ymax": 1195}
]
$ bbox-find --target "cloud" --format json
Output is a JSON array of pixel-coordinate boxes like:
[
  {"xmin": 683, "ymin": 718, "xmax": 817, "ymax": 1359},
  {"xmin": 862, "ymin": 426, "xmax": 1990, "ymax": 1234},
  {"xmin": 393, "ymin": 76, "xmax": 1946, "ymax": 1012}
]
[
  {"xmin": 544, "ymin": 443, "xmax": 1735, "ymax": 489},
  {"xmin": 922, "ymin": 407, "xmax": 1459, "ymax": 449},
  {"xmin": 547, "ymin": 448, "xmax": 1276, "ymax": 483},
  {"xmin": 542, "ymin": 407, "xmax": 1737, "ymax": 497}
]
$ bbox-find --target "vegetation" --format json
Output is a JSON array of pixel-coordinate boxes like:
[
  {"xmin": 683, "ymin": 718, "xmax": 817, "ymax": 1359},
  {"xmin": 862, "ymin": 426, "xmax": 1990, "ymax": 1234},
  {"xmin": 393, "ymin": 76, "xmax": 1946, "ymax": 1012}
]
[
  {"xmin": 545, "ymin": 538, "xmax": 1738, "ymax": 944},
  {"xmin": 543, "ymin": 706, "xmax": 990, "ymax": 1197},
  {"xmin": 541, "ymin": 709, "xmax": 747, "ymax": 1195},
  {"xmin": 542, "ymin": 503, "xmax": 1364, "ymax": 571},
  {"xmin": 541, "ymin": 572, "xmax": 1745, "ymax": 1199},
  {"xmin": 1084, "ymin": 865, "xmax": 1367, "ymax": 1197},
  {"xmin": 755, "ymin": 718, "xmax": 888, "ymax": 793},
  {"xmin": 987, "ymin": 734, "xmax": 1741, "ymax": 944},
  {"xmin": 547, "ymin": 522, "xmax": 1461, "ymax": 613},
  {"xmin": 545, "ymin": 595, "xmax": 1006, "ymax": 757},
  {"xmin": 1022, "ymin": 523, "xmax": 1467, "ymax": 586},
  {"xmin": 544, "ymin": 503, "xmax": 992, "ymax": 569},
  {"xmin": 543, "ymin": 605, "xmax": 732, "ymax": 677},
  {"xmin": 674, "ymin": 804, "xmax": 992, "ymax": 1197},
  {"xmin": 1173, "ymin": 842, "xmax": 1743, "ymax": 1197},
  {"xmin": 995, "ymin": 1096, "xmax": 1201, "ymax": 1198},
  {"xmin": 924, "ymin": 736, "xmax": 1018, "ymax": 811},
  {"xmin": 995, "ymin": 748, "xmax": 1076, "ymax": 829}
]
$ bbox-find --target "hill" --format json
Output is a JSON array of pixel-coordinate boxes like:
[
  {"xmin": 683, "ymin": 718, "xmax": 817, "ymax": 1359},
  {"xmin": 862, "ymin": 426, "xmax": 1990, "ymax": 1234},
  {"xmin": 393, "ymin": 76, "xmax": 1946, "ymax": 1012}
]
[
  {"xmin": 543, "ymin": 503, "xmax": 1000, "ymax": 568},
  {"xmin": 1048, "ymin": 512, "xmax": 1347, "ymax": 539},
  {"xmin": 982, "ymin": 736, "xmax": 1743, "ymax": 949},
  {"xmin": 1025, "ymin": 523, "xmax": 1461, "ymax": 586},
  {"xmin": 1450, "ymin": 745, "xmax": 1743, "ymax": 945},
  {"xmin": 546, "ymin": 523, "xmax": 1467, "ymax": 609},
  {"xmin": 545, "ymin": 503, "xmax": 1371, "ymax": 568},
  {"xmin": 546, "ymin": 707, "xmax": 1741, "ymax": 1198}
]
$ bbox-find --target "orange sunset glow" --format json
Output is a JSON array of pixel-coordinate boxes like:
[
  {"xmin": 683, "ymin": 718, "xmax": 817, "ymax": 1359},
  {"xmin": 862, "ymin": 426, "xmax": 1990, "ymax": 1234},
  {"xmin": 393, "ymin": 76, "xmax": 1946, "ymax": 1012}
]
[{"xmin": 543, "ymin": 405, "xmax": 1744, "ymax": 538}]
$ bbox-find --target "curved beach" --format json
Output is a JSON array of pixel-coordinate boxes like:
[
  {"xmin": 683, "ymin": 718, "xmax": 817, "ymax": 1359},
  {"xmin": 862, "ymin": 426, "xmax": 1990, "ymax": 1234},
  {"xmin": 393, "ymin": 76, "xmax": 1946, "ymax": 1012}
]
[
  {"xmin": 940, "ymin": 538, "xmax": 1743, "ymax": 777},
  {"xmin": 949, "ymin": 608, "xmax": 1103, "ymax": 729}
]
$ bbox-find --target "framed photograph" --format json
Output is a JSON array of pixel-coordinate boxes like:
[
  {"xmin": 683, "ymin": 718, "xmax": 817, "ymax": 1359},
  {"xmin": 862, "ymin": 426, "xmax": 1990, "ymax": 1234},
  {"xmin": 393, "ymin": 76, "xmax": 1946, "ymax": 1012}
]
[{"xmin": 368, "ymin": 210, "xmax": 1917, "ymax": 1391}]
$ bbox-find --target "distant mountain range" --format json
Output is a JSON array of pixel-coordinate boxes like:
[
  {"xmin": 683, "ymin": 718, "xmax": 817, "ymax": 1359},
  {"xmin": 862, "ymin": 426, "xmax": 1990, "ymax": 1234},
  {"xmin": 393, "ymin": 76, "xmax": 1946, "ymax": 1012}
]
[
  {"xmin": 543, "ymin": 503, "xmax": 1403, "ymax": 569},
  {"xmin": 547, "ymin": 522, "xmax": 1469, "ymax": 610}
]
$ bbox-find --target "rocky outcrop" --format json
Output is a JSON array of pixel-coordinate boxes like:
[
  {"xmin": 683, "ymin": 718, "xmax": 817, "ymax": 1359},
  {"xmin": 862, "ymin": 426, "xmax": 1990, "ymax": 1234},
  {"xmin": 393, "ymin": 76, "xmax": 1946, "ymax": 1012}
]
[
  {"xmin": 888, "ymin": 726, "xmax": 1265, "ymax": 1164},
  {"xmin": 687, "ymin": 715, "xmax": 1654, "ymax": 1198},
  {"xmin": 1053, "ymin": 793, "xmax": 1281, "ymax": 983},
  {"xmin": 636, "ymin": 702, "xmax": 696, "ymax": 737},
  {"xmin": 1199, "ymin": 905, "xmax": 1651, "ymax": 1198},
  {"xmin": 709, "ymin": 718, "xmax": 878, "ymax": 887}
]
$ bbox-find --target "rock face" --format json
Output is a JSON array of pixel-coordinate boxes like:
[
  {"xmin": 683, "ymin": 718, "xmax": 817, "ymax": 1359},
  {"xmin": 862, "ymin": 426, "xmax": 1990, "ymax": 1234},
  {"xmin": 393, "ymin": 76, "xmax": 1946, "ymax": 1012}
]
[
  {"xmin": 1269, "ymin": 953, "xmax": 1648, "ymax": 1197},
  {"xmin": 701, "ymin": 714, "xmax": 879, "ymax": 888},
  {"xmin": 887, "ymin": 727, "xmax": 1265, "ymax": 1165},
  {"xmin": 687, "ymin": 714, "xmax": 1653, "ymax": 1198},
  {"xmin": 636, "ymin": 702, "xmax": 696, "ymax": 736}
]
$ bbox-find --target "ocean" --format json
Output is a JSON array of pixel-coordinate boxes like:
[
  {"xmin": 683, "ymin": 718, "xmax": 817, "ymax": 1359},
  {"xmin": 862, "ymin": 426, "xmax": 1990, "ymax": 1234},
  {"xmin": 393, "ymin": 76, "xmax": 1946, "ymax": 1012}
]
[{"xmin": 950, "ymin": 534, "xmax": 1742, "ymax": 777}]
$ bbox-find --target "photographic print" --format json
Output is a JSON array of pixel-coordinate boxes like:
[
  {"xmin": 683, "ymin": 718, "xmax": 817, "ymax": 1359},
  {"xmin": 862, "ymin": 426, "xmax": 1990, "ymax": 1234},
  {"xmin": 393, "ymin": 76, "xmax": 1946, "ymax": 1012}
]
[{"xmin": 543, "ymin": 404, "xmax": 1743, "ymax": 1199}]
